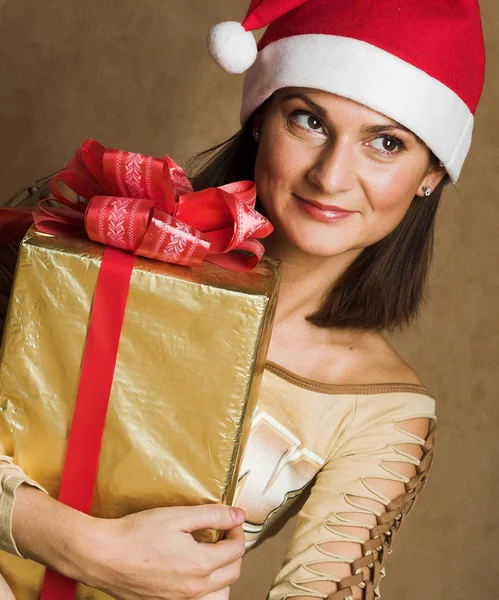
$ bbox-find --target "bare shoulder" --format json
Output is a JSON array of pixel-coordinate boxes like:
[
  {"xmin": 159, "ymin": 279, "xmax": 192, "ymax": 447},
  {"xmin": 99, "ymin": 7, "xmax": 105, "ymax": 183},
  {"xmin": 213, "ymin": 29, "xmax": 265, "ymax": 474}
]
[
  {"xmin": 310, "ymin": 331, "xmax": 427, "ymax": 387},
  {"xmin": 268, "ymin": 328, "xmax": 427, "ymax": 387},
  {"xmin": 357, "ymin": 333, "xmax": 426, "ymax": 386},
  {"xmin": 345, "ymin": 335, "xmax": 434, "ymax": 437}
]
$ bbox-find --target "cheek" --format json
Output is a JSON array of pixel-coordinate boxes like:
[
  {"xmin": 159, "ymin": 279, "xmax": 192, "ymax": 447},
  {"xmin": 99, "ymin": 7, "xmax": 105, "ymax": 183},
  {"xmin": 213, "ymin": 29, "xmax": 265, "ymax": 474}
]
[
  {"xmin": 365, "ymin": 165, "xmax": 421, "ymax": 218},
  {"xmin": 255, "ymin": 142, "xmax": 290, "ymax": 192},
  {"xmin": 357, "ymin": 164, "xmax": 425, "ymax": 245},
  {"xmin": 254, "ymin": 128, "xmax": 308, "ymax": 208}
]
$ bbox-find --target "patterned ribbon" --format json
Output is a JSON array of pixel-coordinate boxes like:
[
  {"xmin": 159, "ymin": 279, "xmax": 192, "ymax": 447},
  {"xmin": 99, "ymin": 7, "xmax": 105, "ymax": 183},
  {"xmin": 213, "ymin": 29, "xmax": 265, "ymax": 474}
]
[{"xmin": 34, "ymin": 138, "xmax": 273, "ymax": 271}]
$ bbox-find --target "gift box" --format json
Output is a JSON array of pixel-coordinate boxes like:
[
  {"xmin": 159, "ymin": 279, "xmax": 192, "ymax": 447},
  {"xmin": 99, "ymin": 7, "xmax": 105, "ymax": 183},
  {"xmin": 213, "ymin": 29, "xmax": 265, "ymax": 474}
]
[{"xmin": 0, "ymin": 141, "xmax": 280, "ymax": 599}]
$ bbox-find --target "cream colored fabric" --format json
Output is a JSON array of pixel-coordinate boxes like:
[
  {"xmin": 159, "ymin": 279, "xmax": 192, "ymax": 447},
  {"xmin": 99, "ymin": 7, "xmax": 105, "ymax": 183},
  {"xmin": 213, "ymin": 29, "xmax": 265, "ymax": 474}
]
[
  {"xmin": 0, "ymin": 457, "xmax": 46, "ymax": 557},
  {"xmin": 235, "ymin": 365, "xmax": 437, "ymax": 599}
]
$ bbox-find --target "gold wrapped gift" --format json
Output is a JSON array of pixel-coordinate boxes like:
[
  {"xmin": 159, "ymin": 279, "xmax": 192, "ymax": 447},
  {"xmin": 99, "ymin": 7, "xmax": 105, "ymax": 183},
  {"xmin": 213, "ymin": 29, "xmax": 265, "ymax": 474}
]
[{"xmin": 0, "ymin": 228, "xmax": 280, "ymax": 599}]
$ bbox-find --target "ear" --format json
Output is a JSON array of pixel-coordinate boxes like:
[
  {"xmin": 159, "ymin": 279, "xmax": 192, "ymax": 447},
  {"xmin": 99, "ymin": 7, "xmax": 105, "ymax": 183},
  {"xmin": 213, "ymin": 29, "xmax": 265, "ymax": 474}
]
[
  {"xmin": 251, "ymin": 109, "xmax": 263, "ymax": 138},
  {"xmin": 417, "ymin": 162, "xmax": 448, "ymax": 197},
  {"xmin": 253, "ymin": 109, "xmax": 263, "ymax": 127},
  {"xmin": 249, "ymin": 93, "xmax": 277, "ymax": 141}
]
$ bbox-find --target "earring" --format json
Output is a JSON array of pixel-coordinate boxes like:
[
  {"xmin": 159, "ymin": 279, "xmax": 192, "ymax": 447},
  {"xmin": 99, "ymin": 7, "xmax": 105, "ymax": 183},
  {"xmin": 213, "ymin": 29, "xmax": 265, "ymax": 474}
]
[
  {"xmin": 253, "ymin": 129, "xmax": 260, "ymax": 141},
  {"xmin": 422, "ymin": 186, "xmax": 432, "ymax": 197}
]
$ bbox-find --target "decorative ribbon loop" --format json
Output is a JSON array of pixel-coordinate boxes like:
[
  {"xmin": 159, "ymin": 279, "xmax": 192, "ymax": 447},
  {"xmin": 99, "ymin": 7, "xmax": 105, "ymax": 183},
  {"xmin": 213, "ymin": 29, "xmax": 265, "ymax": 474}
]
[{"xmin": 32, "ymin": 139, "xmax": 272, "ymax": 271}]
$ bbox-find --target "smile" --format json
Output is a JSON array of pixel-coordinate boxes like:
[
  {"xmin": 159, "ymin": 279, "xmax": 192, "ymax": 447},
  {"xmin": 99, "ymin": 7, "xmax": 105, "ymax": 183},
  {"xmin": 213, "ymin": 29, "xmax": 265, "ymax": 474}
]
[{"xmin": 294, "ymin": 195, "xmax": 356, "ymax": 224}]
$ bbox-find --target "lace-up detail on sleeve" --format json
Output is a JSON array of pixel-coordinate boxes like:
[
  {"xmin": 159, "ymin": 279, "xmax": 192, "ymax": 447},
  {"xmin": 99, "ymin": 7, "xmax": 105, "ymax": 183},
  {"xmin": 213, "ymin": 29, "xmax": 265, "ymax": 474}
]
[{"xmin": 267, "ymin": 393, "xmax": 437, "ymax": 600}]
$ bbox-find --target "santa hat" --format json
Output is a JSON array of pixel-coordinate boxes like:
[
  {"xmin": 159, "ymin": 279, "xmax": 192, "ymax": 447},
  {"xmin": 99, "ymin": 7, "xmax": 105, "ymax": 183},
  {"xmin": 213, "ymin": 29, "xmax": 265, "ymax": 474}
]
[{"xmin": 208, "ymin": 0, "xmax": 485, "ymax": 182}]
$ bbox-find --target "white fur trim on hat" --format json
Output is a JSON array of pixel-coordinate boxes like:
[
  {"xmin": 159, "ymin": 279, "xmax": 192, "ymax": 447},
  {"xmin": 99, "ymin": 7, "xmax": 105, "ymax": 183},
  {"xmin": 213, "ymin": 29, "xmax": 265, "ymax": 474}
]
[
  {"xmin": 241, "ymin": 35, "xmax": 473, "ymax": 181},
  {"xmin": 208, "ymin": 22, "xmax": 258, "ymax": 74}
]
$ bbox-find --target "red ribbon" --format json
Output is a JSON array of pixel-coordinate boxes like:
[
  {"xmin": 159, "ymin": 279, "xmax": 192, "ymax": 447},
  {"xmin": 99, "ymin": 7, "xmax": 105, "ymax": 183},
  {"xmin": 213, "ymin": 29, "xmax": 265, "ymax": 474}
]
[
  {"xmin": 17, "ymin": 141, "xmax": 273, "ymax": 599},
  {"xmin": 41, "ymin": 247, "xmax": 136, "ymax": 600},
  {"xmin": 34, "ymin": 139, "xmax": 272, "ymax": 272}
]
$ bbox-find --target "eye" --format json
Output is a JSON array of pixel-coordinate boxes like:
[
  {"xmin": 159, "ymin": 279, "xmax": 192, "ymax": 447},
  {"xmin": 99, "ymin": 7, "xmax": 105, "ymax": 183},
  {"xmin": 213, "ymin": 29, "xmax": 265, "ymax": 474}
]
[
  {"xmin": 289, "ymin": 111, "xmax": 326, "ymax": 135},
  {"xmin": 370, "ymin": 135, "xmax": 405, "ymax": 154}
]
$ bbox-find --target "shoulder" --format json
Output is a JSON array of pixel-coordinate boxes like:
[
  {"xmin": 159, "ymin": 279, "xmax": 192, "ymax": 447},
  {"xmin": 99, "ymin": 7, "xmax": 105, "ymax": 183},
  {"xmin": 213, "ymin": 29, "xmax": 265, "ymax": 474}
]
[
  {"xmin": 267, "ymin": 328, "xmax": 428, "ymax": 388},
  {"xmin": 359, "ymin": 334, "xmax": 426, "ymax": 386},
  {"xmin": 317, "ymin": 331, "xmax": 426, "ymax": 387},
  {"xmin": 348, "ymin": 335, "xmax": 436, "ymax": 428}
]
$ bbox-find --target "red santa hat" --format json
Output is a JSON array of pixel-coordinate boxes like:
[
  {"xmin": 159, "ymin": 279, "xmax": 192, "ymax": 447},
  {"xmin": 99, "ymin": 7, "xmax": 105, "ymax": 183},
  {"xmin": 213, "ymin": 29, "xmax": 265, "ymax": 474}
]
[{"xmin": 208, "ymin": 0, "xmax": 485, "ymax": 182}]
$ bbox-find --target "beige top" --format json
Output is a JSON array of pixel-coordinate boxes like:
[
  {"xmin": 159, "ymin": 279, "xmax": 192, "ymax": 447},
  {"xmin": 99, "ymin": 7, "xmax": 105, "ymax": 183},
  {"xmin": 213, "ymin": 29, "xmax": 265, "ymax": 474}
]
[
  {"xmin": 0, "ymin": 362, "xmax": 437, "ymax": 600},
  {"xmin": 235, "ymin": 362, "xmax": 437, "ymax": 599}
]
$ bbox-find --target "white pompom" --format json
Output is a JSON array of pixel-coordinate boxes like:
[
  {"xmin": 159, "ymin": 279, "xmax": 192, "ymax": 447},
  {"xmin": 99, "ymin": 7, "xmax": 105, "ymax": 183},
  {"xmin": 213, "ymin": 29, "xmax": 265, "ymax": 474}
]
[{"xmin": 207, "ymin": 21, "xmax": 258, "ymax": 74}]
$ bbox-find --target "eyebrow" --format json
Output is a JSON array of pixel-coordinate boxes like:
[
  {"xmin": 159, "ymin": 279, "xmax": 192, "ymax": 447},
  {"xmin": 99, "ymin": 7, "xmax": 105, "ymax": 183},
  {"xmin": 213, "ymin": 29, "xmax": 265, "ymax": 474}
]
[
  {"xmin": 281, "ymin": 92, "xmax": 329, "ymax": 121},
  {"xmin": 360, "ymin": 123, "xmax": 414, "ymax": 136},
  {"xmin": 281, "ymin": 92, "xmax": 417, "ymax": 139}
]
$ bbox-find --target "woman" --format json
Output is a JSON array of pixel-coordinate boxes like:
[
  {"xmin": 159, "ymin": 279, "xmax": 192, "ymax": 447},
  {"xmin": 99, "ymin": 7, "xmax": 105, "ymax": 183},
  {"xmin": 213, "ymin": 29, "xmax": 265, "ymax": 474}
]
[{"xmin": 0, "ymin": 1, "xmax": 486, "ymax": 599}]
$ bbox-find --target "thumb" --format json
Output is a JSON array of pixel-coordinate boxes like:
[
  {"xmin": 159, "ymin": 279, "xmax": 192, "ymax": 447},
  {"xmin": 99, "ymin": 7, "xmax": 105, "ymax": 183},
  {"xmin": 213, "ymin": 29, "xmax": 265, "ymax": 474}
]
[
  {"xmin": 200, "ymin": 587, "xmax": 230, "ymax": 600},
  {"xmin": 179, "ymin": 504, "xmax": 245, "ymax": 533}
]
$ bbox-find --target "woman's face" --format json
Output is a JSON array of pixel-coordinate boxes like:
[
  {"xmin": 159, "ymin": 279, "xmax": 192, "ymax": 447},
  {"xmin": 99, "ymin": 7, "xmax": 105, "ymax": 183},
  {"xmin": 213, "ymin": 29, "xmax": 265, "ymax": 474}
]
[{"xmin": 254, "ymin": 88, "xmax": 445, "ymax": 258}]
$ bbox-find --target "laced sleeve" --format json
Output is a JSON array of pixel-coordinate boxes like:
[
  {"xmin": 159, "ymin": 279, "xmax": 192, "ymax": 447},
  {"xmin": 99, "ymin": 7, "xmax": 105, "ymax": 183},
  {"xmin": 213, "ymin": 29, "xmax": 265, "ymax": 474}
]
[{"xmin": 267, "ymin": 392, "xmax": 437, "ymax": 600}]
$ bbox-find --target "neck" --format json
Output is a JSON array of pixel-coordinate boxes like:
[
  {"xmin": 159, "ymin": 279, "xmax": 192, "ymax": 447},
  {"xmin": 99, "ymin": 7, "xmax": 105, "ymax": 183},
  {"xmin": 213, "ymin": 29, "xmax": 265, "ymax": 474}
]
[{"xmin": 264, "ymin": 233, "xmax": 361, "ymax": 332}]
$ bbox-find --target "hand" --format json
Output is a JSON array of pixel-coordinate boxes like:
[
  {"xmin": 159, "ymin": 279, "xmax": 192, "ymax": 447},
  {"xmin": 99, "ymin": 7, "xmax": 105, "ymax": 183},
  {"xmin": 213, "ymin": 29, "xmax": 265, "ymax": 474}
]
[
  {"xmin": 200, "ymin": 588, "xmax": 230, "ymax": 600},
  {"xmin": 12, "ymin": 485, "xmax": 244, "ymax": 600},
  {"xmin": 88, "ymin": 504, "xmax": 246, "ymax": 600},
  {"xmin": 0, "ymin": 573, "xmax": 15, "ymax": 600}
]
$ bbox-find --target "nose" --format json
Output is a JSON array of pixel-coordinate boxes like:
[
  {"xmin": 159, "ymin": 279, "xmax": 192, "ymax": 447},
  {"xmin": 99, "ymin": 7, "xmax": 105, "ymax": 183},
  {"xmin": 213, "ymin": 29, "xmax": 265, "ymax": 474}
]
[{"xmin": 306, "ymin": 137, "xmax": 355, "ymax": 195}]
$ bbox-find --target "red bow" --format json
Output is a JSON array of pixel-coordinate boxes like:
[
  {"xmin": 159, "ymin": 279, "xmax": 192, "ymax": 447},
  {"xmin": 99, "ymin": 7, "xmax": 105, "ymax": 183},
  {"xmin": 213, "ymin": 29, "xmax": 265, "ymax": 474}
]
[{"xmin": 33, "ymin": 139, "xmax": 272, "ymax": 271}]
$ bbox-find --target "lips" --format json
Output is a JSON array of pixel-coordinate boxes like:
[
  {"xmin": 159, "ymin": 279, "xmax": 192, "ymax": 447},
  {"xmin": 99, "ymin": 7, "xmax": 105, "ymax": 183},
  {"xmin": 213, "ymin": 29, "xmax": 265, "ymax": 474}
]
[
  {"xmin": 297, "ymin": 196, "xmax": 354, "ymax": 213},
  {"xmin": 294, "ymin": 194, "xmax": 357, "ymax": 224}
]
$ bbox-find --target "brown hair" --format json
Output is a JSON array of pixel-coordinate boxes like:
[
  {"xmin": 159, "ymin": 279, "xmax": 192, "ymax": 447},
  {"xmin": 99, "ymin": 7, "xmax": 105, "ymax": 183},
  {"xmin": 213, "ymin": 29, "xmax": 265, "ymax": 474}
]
[{"xmin": 189, "ymin": 120, "xmax": 450, "ymax": 333}]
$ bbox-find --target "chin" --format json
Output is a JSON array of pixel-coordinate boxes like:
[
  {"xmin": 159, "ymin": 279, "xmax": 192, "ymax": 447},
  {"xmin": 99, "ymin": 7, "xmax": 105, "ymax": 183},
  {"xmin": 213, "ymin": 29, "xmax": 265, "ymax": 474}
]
[
  {"xmin": 297, "ymin": 239, "xmax": 361, "ymax": 258},
  {"xmin": 276, "ymin": 222, "xmax": 364, "ymax": 258}
]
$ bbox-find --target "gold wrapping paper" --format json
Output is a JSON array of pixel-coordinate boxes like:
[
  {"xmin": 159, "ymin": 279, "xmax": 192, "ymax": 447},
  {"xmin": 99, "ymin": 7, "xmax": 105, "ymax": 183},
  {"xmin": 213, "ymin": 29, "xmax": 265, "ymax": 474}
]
[{"xmin": 0, "ymin": 228, "xmax": 280, "ymax": 600}]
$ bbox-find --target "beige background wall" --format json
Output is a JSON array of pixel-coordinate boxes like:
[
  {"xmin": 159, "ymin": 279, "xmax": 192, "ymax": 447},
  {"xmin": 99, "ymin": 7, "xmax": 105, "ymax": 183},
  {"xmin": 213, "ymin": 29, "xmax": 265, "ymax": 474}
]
[{"xmin": 1, "ymin": 1, "xmax": 498, "ymax": 598}]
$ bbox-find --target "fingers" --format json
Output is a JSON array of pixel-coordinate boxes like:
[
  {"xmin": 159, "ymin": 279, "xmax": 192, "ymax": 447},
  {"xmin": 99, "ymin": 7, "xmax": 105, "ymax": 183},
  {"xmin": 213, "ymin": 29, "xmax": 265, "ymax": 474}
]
[
  {"xmin": 200, "ymin": 525, "xmax": 246, "ymax": 570},
  {"xmin": 198, "ymin": 587, "xmax": 230, "ymax": 600},
  {"xmin": 179, "ymin": 504, "xmax": 245, "ymax": 534},
  {"xmin": 202, "ymin": 559, "xmax": 241, "ymax": 597},
  {"xmin": 0, "ymin": 575, "xmax": 15, "ymax": 600},
  {"xmin": 224, "ymin": 525, "xmax": 245, "ymax": 544}
]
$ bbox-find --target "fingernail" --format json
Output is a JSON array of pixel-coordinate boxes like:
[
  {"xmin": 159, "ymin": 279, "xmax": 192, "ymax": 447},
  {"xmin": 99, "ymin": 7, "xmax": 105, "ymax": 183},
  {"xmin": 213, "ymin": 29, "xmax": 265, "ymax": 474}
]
[{"xmin": 231, "ymin": 507, "xmax": 244, "ymax": 521}]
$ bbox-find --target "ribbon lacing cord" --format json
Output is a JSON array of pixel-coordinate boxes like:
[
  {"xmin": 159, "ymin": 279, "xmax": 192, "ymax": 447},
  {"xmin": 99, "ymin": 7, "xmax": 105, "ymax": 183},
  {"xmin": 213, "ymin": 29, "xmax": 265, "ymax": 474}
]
[{"xmin": 289, "ymin": 419, "xmax": 436, "ymax": 600}]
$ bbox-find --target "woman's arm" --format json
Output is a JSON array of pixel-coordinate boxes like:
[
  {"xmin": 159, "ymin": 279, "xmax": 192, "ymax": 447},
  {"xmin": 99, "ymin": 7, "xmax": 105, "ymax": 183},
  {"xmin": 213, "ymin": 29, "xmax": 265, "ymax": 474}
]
[
  {"xmin": 0, "ymin": 456, "xmax": 48, "ymax": 556},
  {"xmin": 267, "ymin": 394, "xmax": 436, "ymax": 600},
  {"xmin": 12, "ymin": 484, "xmax": 99, "ymax": 580},
  {"xmin": 11, "ymin": 483, "xmax": 246, "ymax": 600}
]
